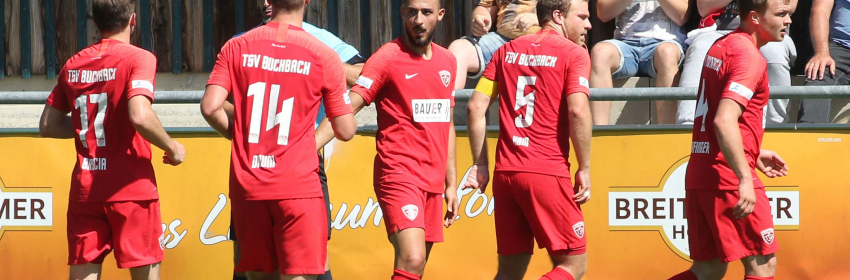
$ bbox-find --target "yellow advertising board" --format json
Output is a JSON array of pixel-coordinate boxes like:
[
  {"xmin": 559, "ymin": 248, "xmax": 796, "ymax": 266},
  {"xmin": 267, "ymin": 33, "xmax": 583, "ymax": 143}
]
[{"xmin": 1, "ymin": 129, "xmax": 848, "ymax": 279}]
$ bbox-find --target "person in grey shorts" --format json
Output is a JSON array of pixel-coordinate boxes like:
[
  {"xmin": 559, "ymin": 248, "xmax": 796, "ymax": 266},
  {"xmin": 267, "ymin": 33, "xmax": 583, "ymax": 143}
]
[
  {"xmin": 448, "ymin": 0, "xmax": 540, "ymax": 89},
  {"xmin": 677, "ymin": 0, "xmax": 798, "ymax": 125},
  {"xmin": 590, "ymin": 0, "xmax": 691, "ymax": 125},
  {"xmin": 799, "ymin": 0, "xmax": 850, "ymax": 123}
]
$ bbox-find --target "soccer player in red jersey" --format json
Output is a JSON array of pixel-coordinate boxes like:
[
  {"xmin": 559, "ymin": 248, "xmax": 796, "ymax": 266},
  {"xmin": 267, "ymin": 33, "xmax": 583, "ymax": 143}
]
[
  {"xmin": 314, "ymin": 0, "xmax": 459, "ymax": 279},
  {"xmin": 463, "ymin": 0, "xmax": 592, "ymax": 279},
  {"xmin": 38, "ymin": 0, "xmax": 186, "ymax": 279},
  {"xmin": 667, "ymin": 0, "xmax": 792, "ymax": 280},
  {"xmin": 200, "ymin": 0, "xmax": 357, "ymax": 279}
]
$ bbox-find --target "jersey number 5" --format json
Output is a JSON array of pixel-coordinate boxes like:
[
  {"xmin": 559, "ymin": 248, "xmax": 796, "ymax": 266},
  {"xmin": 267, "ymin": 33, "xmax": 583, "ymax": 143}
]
[
  {"xmin": 247, "ymin": 82, "xmax": 294, "ymax": 145},
  {"xmin": 514, "ymin": 76, "xmax": 537, "ymax": 128},
  {"xmin": 75, "ymin": 93, "xmax": 108, "ymax": 148}
]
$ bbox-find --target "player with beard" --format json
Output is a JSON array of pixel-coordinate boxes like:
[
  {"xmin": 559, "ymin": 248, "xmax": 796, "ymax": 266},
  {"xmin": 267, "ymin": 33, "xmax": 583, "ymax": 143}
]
[
  {"xmin": 667, "ymin": 0, "xmax": 792, "ymax": 279},
  {"xmin": 315, "ymin": 0, "xmax": 459, "ymax": 279},
  {"xmin": 464, "ymin": 0, "xmax": 592, "ymax": 279}
]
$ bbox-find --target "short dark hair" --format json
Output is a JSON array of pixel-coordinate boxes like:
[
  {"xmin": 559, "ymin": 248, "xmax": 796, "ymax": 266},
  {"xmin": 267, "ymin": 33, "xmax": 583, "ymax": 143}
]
[
  {"xmin": 537, "ymin": 0, "xmax": 588, "ymax": 24},
  {"xmin": 401, "ymin": 0, "xmax": 442, "ymax": 9},
  {"xmin": 92, "ymin": 0, "xmax": 134, "ymax": 33},
  {"xmin": 268, "ymin": 0, "xmax": 305, "ymax": 12},
  {"xmin": 738, "ymin": 0, "xmax": 788, "ymax": 17}
]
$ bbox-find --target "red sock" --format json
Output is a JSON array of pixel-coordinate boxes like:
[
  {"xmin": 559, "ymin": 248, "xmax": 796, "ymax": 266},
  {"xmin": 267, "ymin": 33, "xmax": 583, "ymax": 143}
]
[
  {"xmin": 744, "ymin": 276, "xmax": 774, "ymax": 280},
  {"xmin": 668, "ymin": 270, "xmax": 698, "ymax": 280},
  {"xmin": 391, "ymin": 269, "xmax": 420, "ymax": 280},
  {"xmin": 539, "ymin": 267, "xmax": 575, "ymax": 280}
]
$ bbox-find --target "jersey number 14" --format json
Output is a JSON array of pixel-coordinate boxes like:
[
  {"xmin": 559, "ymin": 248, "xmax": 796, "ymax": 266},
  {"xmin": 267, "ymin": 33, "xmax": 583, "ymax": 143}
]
[{"xmin": 247, "ymin": 82, "xmax": 295, "ymax": 145}]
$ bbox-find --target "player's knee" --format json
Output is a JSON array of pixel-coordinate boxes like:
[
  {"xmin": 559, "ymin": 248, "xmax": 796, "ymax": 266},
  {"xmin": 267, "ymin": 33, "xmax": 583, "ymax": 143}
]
[
  {"xmin": 590, "ymin": 43, "xmax": 619, "ymax": 72},
  {"xmin": 765, "ymin": 255, "xmax": 778, "ymax": 274},
  {"xmin": 398, "ymin": 252, "xmax": 427, "ymax": 274},
  {"xmin": 690, "ymin": 261, "xmax": 727, "ymax": 280}
]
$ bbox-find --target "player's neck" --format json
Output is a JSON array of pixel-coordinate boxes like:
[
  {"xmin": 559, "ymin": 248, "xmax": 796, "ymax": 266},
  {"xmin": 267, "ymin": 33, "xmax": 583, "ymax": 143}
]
[
  {"xmin": 100, "ymin": 30, "xmax": 131, "ymax": 44},
  {"xmin": 401, "ymin": 35, "xmax": 433, "ymax": 59},
  {"xmin": 542, "ymin": 24, "xmax": 565, "ymax": 38},
  {"xmin": 268, "ymin": 10, "xmax": 304, "ymax": 28},
  {"xmin": 740, "ymin": 24, "xmax": 767, "ymax": 49}
]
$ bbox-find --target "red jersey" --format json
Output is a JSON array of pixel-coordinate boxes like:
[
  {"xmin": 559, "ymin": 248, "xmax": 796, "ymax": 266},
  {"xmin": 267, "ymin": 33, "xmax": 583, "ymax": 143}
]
[
  {"xmin": 686, "ymin": 29, "xmax": 769, "ymax": 190},
  {"xmin": 482, "ymin": 29, "xmax": 591, "ymax": 177},
  {"xmin": 351, "ymin": 39, "xmax": 457, "ymax": 193},
  {"xmin": 46, "ymin": 39, "xmax": 158, "ymax": 202},
  {"xmin": 207, "ymin": 23, "xmax": 351, "ymax": 200}
]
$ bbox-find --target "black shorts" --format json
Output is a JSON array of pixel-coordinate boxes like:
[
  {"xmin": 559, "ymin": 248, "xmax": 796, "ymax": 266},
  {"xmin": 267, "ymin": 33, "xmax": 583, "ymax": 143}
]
[{"xmin": 230, "ymin": 152, "xmax": 332, "ymax": 241}]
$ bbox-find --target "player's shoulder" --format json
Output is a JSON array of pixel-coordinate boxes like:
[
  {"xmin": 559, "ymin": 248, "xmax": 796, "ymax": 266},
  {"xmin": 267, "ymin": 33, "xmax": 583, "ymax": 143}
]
[
  {"xmin": 430, "ymin": 43, "xmax": 456, "ymax": 63},
  {"xmin": 115, "ymin": 42, "xmax": 155, "ymax": 61},
  {"xmin": 289, "ymin": 28, "xmax": 337, "ymax": 57},
  {"xmin": 722, "ymin": 33, "xmax": 766, "ymax": 64}
]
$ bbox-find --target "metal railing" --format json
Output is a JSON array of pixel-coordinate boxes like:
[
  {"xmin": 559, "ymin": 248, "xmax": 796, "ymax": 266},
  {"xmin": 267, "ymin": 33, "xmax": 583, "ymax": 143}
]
[
  {"xmin": 2, "ymin": 86, "xmax": 849, "ymax": 134},
  {"xmin": 3, "ymin": 86, "xmax": 850, "ymax": 104}
]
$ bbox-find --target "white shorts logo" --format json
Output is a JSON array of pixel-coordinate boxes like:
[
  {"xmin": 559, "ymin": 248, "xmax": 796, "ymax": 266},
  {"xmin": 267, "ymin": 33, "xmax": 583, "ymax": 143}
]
[
  {"xmin": 343, "ymin": 90, "xmax": 352, "ymax": 105},
  {"xmin": 401, "ymin": 204, "xmax": 419, "ymax": 221},
  {"xmin": 158, "ymin": 231, "xmax": 166, "ymax": 251},
  {"xmin": 761, "ymin": 228, "xmax": 775, "ymax": 245},
  {"xmin": 439, "ymin": 70, "xmax": 452, "ymax": 87},
  {"xmin": 573, "ymin": 221, "xmax": 585, "ymax": 238}
]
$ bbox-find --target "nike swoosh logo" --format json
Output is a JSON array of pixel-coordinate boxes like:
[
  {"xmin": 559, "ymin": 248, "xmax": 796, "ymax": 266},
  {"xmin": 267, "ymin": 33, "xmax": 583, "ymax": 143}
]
[
  {"xmin": 531, "ymin": 43, "xmax": 541, "ymax": 47},
  {"xmin": 405, "ymin": 73, "xmax": 418, "ymax": 79}
]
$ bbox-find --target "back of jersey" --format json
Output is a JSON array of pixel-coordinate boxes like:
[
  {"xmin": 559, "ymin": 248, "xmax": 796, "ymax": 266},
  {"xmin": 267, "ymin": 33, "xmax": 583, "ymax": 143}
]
[
  {"xmin": 46, "ymin": 39, "xmax": 158, "ymax": 202},
  {"xmin": 483, "ymin": 30, "xmax": 591, "ymax": 178},
  {"xmin": 207, "ymin": 23, "xmax": 349, "ymax": 200}
]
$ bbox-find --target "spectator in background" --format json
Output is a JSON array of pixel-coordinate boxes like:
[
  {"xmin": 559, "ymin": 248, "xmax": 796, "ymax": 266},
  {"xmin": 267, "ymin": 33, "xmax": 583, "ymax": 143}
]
[
  {"xmin": 448, "ymin": 0, "xmax": 540, "ymax": 89},
  {"xmin": 676, "ymin": 0, "xmax": 798, "ymax": 125},
  {"xmin": 591, "ymin": 0, "xmax": 691, "ymax": 125},
  {"xmin": 799, "ymin": 0, "xmax": 850, "ymax": 123}
]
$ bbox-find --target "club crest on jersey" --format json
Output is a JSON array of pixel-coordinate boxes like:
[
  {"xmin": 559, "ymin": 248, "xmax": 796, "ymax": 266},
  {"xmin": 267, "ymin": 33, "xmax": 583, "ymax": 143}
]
[
  {"xmin": 439, "ymin": 70, "xmax": 452, "ymax": 88},
  {"xmin": 573, "ymin": 221, "xmax": 585, "ymax": 238},
  {"xmin": 761, "ymin": 228, "xmax": 775, "ymax": 245},
  {"xmin": 401, "ymin": 204, "xmax": 419, "ymax": 221}
]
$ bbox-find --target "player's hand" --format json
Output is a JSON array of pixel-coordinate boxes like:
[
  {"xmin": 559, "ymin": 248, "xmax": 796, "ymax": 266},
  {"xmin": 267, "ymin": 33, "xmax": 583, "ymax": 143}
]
[
  {"xmin": 756, "ymin": 149, "xmax": 789, "ymax": 178},
  {"xmin": 512, "ymin": 13, "xmax": 539, "ymax": 32},
  {"xmin": 733, "ymin": 179, "xmax": 756, "ymax": 219},
  {"xmin": 163, "ymin": 141, "xmax": 185, "ymax": 166},
  {"xmin": 472, "ymin": 15, "xmax": 492, "ymax": 37},
  {"xmin": 463, "ymin": 165, "xmax": 490, "ymax": 194},
  {"xmin": 444, "ymin": 187, "xmax": 460, "ymax": 228},
  {"xmin": 805, "ymin": 53, "xmax": 836, "ymax": 81},
  {"xmin": 573, "ymin": 168, "xmax": 591, "ymax": 204}
]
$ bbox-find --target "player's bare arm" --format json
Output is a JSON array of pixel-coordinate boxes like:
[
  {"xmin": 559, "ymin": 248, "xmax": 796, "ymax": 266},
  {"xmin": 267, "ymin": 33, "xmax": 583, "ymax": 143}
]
[
  {"xmin": 568, "ymin": 92, "xmax": 593, "ymax": 204},
  {"xmin": 444, "ymin": 108, "xmax": 459, "ymax": 228},
  {"xmin": 806, "ymin": 0, "xmax": 836, "ymax": 80},
  {"xmin": 696, "ymin": 0, "xmax": 733, "ymax": 17},
  {"xmin": 714, "ymin": 98, "xmax": 755, "ymax": 218},
  {"xmin": 315, "ymin": 91, "xmax": 367, "ymax": 150},
  {"xmin": 657, "ymin": 0, "xmax": 692, "ymax": 26},
  {"xmin": 38, "ymin": 105, "xmax": 75, "ymax": 139},
  {"xmin": 345, "ymin": 63, "xmax": 365, "ymax": 87},
  {"xmin": 757, "ymin": 149, "xmax": 789, "ymax": 178},
  {"xmin": 129, "ymin": 95, "xmax": 185, "ymax": 165},
  {"xmin": 596, "ymin": 0, "xmax": 633, "ymax": 22},
  {"xmin": 200, "ymin": 85, "xmax": 233, "ymax": 140},
  {"xmin": 464, "ymin": 90, "xmax": 496, "ymax": 193},
  {"xmin": 471, "ymin": 2, "xmax": 498, "ymax": 36}
]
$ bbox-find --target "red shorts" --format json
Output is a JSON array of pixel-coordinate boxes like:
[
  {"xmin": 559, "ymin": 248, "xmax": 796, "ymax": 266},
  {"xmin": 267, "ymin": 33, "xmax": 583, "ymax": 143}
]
[
  {"xmin": 231, "ymin": 198, "xmax": 327, "ymax": 275},
  {"xmin": 67, "ymin": 200, "xmax": 164, "ymax": 268},
  {"xmin": 493, "ymin": 172, "xmax": 586, "ymax": 255},
  {"xmin": 375, "ymin": 182, "xmax": 444, "ymax": 243},
  {"xmin": 686, "ymin": 189, "xmax": 779, "ymax": 262}
]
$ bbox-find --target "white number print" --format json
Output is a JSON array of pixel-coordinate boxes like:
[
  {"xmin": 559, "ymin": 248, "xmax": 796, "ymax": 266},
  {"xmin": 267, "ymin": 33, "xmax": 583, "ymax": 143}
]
[
  {"xmin": 514, "ymin": 76, "xmax": 537, "ymax": 128},
  {"xmin": 247, "ymin": 82, "xmax": 294, "ymax": 145},
  {"xmin": 694, "ymin": 79, "xmax": 709, "ymax": 132},
  {"xmin": 75, "ymin": 93, "xmax": 108, "ymax": 148}
]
